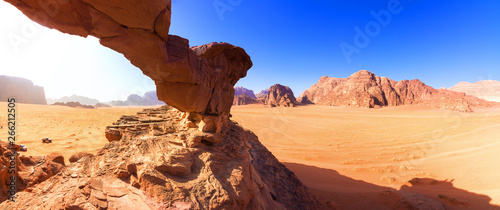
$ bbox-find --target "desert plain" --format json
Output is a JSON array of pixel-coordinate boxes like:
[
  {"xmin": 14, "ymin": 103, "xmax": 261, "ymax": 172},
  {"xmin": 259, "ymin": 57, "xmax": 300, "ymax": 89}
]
[{"xmin": 1, "ymin": 102, "xmax": 500, "ymax": 209}]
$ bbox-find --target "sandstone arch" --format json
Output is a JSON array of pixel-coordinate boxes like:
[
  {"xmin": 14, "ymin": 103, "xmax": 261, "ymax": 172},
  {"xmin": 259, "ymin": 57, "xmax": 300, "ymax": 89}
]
[{"xmin": 4, "ymin": 0, "xmax": 252, "ymax": 115}]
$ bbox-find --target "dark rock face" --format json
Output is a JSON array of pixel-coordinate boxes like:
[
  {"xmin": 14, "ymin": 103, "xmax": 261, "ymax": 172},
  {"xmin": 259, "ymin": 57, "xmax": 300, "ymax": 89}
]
[
  {"xmin": 300, "ymin": 70, "xmax": 495, "ymax": 112},
  {"xmin": 0, "ymin": 75, "xmax": 47, "ymax": 105},
  {"xmin": 265, "ymin": 84, "xmax": 297, "ymax": 107},
  {"xmin": 234, "ymin": 87, "xmax": 256, "ymax": 98},
  {"xmin": 1, "ymin": 107, "xmax": 321, "ymax": 209}
]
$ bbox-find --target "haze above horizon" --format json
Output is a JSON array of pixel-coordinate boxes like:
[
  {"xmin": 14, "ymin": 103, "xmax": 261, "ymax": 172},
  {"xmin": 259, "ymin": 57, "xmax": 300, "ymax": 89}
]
[{"xmin": 1, "ymin": 0, "xmax": 499, "ymax": 101}]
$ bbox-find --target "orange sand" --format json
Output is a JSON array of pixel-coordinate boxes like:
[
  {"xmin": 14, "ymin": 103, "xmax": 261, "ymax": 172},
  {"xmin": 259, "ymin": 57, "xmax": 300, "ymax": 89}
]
[
  {"xmin": 232, "ymin": 104, "xmax": 500, "ymax": 209},
  {"xmin": 1, "ymin": 102, "xmax": 499, "ymax": 209},
  {"xmin": 0, "ymin": 102, "xmax": 145, "ymax": 164}
]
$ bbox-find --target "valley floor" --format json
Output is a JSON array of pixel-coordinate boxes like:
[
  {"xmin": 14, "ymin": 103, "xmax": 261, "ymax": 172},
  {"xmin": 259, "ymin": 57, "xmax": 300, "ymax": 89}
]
[
  {"xmin": 232, "ymin": 104, "xmax": 500, "ymax": 209},
  {"xmin": 1, "ymin": 102, "xmax": 500, "ymax": 209}
]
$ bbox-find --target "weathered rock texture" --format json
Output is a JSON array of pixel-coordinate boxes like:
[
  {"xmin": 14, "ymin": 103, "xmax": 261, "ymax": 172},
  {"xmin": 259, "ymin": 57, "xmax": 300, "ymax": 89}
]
[
  {"xmin": 265, "ymin": 84, "xmax": 297, "ymax": 107},
  {"xmin": 300, "ymin": 70, "xmax": 495, "ymax": 112},
  {"xmin": 449, "ymin": 80, "xmax": 500, "ymax": 102},
  {"xmin": 4, "ymin": 0, "xmax": 252, "ymax": 115},
  {"xmin": 234, "ymin": 87, "xmax": 256, "ymax": 99},
  {"xmin": 0, "ymin": 142, "xmax": 65, "ymax": 202},
  {"xmin": 0, "ymin": 106, "xmax": 321, "ymax": 209},
  {"xmin": 0, "ymin": 75, "xmax": 47, "ymax": 105},
  {"xmin": 233, "ymin": 94, "xmax": 257, "ymax": 106}
]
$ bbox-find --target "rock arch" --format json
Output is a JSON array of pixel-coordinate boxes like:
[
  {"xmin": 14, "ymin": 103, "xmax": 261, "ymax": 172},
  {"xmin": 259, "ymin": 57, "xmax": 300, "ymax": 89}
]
[{"xmin": 5, "ymin": 0, "xmax": 252, "ymax": 115}]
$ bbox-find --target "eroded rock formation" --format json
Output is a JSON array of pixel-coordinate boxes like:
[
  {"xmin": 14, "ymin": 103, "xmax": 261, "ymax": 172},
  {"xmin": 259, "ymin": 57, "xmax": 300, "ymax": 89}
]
[
  {"xmin": 234, "ymin": 87, "xmax": 256, "ymax": 99},
  {"xmin": 0, "ymin": 142, "xmax": 65, "ymax": 202},
  {"xmin": 4, "ymin": 0, "xmax": 251, "ymax": 115},
  {"xmin": 300, "ymin": 70, "xmax": 495, "ymax": 112},
  {"xmin": 265, "ymin": 84, "xmax": 297, "ymax": 107},
  {"xmin": 449, "ymin": 80, "xmax": 500, "ymax": 102},
  {"xmin": 255, "ymin": 89, "xmax": 269, "ymax": 99},
  {"xmin": 0, "ymin": 75, "xmax": 47, "ymax": 105},
  {"xmin": 233, "ymin": 93, "xmax": 256, "ymax": 106},
  {"xmin": 1, "ymin": 106, "xmax": 321, "ymax": 209}
]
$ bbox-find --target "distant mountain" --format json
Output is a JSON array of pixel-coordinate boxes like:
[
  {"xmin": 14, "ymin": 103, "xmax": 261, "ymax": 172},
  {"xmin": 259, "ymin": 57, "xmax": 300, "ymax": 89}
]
[
  {"xmin": 234, "ymin": 87, "xmax": 256, "ymax": 98},
  {"xmin": 299, "ymin": 70, "xmax": 495, "ymax": 112},
  {"xmin": 0, "ymin": 75, "xmax": 47, "ymax": 104},
  {"xmin": 449, "ymin": 80, "xmax": 500, "ymax": 102},
  {"xmin": 110, "ymin": 91, "xmax": 166, "ymax": 106},
  {"xmin": 47, "ymin": 94, "xmax": 100, "ymax": 105},
  {"xmin": 255, "ymin": 89, "xmax": 269, "ymax": 99}
]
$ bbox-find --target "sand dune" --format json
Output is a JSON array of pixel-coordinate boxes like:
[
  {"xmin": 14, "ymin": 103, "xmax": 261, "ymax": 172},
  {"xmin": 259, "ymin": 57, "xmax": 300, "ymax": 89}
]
[{"xmin": 232, "ymin": 104, "xmax": 500, "ymax": 209}]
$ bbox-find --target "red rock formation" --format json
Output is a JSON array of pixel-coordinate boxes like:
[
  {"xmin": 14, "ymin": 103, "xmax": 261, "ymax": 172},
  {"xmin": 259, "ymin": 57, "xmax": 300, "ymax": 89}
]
[
  {"xmin": 233, "ymin": 93, "xmax": 256, "ymax": 106},
  {"xmin": 449, "ymin": 80, "xmax": 500, "ymax": 102},
  {"xmin": 234, "ymin": 87, "xmax": 256, "ymax": 98},
  {"xmin": 300, "ymin": 70, "xmax": 494, "ymax": 112},
  {"xmin": 1, "ymin": 106, "xmax": 321, "ymax": 209},
  {"xmin": 265, "ymin": 84, "xmax": 297, "ymax": 107},
  {"xmin": 0, "ymin": 142, "xmax": 65, "ymax": 202},
  {"xmin": 0, "ymin": 75, "xmax": 47, "ymax": 105},
  {"xmin": 4, "ymin": 0, "xmax": 251, "ymax": 116}
]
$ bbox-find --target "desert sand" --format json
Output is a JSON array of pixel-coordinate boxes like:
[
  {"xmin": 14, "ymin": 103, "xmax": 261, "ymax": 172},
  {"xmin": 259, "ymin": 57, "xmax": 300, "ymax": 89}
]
[
  {"xmin": 1, "ymin": 102, "xmax": 500, "ymax": 209},
  {"xmin": 231, "ymin": 104, "xmax": 500, "ymax": 209},
  {"xmin": 0, "ymin": 102, "xmax": 144, "ymax": 164}
]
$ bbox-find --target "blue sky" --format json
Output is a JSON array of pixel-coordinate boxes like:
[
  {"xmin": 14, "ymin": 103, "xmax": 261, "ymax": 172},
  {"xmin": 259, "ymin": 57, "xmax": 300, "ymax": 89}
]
[{"xmin": 1, "ymin": 0, "xmax": 499, "ymax": 101}]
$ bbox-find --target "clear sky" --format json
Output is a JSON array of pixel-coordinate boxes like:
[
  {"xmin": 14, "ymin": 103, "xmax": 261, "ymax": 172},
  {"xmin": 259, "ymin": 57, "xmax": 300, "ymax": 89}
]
[{"xmin": 1, "ymin": 0, "xmax": 499, "ymax": 101}]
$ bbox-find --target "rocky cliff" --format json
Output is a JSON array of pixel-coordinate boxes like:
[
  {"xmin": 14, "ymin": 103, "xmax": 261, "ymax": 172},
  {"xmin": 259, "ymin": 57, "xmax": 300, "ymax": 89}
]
[
  {"xmin": 265, "ymin": 84, "xmax": 297, "ymax": 107},
  {"xmin": 300, "ymin": 70, "xmax": 494, "ymax": 112},
  {"xmin": 0, "ymin": 75, "xmax": 47, "ymax": 105},
  {"xmin": 449, "ymin": 80, "xmax": 500, "ymax": 102},
  {"xmin": 234, "ymin": 87, "xmax": 256, "ymax": 99},
  {"xmin": 233, "ymin": 94, "xmax": 256, "ymax": 106},
  {"xmin": 0, "ymin": 106, "xmax": 321, "ymax": 209}
]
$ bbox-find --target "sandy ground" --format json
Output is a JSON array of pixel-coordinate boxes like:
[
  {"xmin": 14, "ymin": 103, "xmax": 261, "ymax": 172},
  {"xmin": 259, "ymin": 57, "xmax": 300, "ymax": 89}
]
[
  {"xmin": 0, "ymin": 102, "xmax": 145, "ymax": 164},
  {"xmin": 1, "ymin": 102, "xmax": 500, "ymax": 209},
  {"xmin": 231, "ymin": 104, "xmax": 500, "ymax": 209}
]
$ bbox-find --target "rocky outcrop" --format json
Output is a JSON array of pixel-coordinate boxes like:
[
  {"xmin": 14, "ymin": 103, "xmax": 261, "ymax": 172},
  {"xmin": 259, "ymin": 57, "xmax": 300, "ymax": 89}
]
[
  {"xmin": 4, "ymin": 0, "xmax": 252, "ymax": 115},
  {"xmin": 300, "ymin": 70, "xmax": 495, "ymax": 112},
  {"xmin": 1, "ymin": 106, "xmax": 321, "ymax": 209},
  {"xmin": 0, "ymin": 142, "xmax": 65, "ymax": 202},
  {"xmin": 265, "ymin": 84, "xmax": 297, "ymax": 107},
  {"xmin": 0, "ymin": 75, "xmax": 47, "ymax": 105},
  {"xmin": 110, "ymin": 91, "xmax": 166, "ymax": 106},
  {"xmin": 449, "ymin": 80, "xmax": 500, "ymax": 102},
  {"xmin": 234, "ymin": 87, "xmax": 256, "ymax": 98},
  {"xmin": 256, "ymin": 89, "xmax": 269, "ymax": 99},
  {"xmin": 233, "ymin": 94, "xmax": 256, "ymax": 106}
]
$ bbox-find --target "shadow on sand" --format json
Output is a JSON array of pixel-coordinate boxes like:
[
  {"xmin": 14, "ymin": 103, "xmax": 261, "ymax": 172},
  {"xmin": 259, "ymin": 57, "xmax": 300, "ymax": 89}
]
[{"xmin": 283, "ymin": 162, "xmax": 500, "ymax": 210}]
